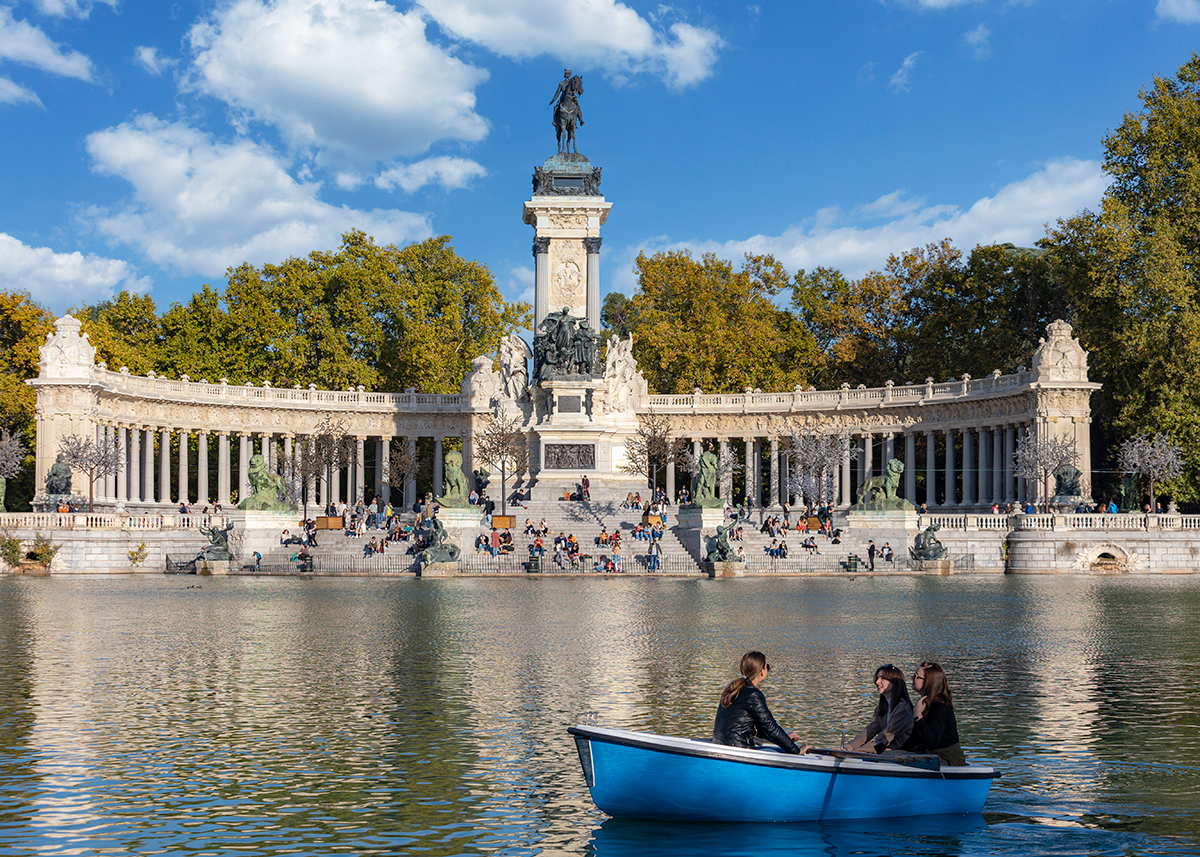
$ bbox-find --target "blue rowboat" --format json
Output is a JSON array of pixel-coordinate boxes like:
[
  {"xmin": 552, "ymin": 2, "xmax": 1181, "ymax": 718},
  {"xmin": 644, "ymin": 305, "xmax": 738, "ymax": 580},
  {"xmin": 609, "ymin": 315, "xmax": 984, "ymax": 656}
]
[{"xmin": 568, "ymin": 725, "xmax": 997, "ymax": 822}]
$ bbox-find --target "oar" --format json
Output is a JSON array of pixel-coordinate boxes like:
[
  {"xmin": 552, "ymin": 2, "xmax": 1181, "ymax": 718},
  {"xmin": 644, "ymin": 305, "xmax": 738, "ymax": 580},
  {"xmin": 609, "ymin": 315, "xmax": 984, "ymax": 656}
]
[{"xmin": 809, "ymin": 747, "xmax": 941, "ymax": 771}]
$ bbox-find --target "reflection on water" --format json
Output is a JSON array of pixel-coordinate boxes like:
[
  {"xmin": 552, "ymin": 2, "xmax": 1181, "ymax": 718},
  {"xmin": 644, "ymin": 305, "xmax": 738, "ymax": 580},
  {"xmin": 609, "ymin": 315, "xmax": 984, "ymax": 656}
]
[{"xmin": 0, "ymin": 575, "xmax": 1198, "ymax": 855}]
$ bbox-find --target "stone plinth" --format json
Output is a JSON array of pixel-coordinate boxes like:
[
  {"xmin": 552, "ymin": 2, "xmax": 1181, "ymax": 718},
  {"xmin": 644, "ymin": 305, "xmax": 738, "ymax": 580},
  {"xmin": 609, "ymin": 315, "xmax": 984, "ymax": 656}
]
[
  {"xmin": 227, "ymin": 510, "xmax": 303, "ymax": 564},
  {"xmin": 708, "ymin": 561, "xmax": 746, "ymax": 578},
  {"xmin": 676, "ymin": 506, "xmax": 731, "ymax": 566},
  {"xmin": 198, "ymin": 560, "xmax": 233, "ymax": 576},
  {"xmin": 911, "ymin": 559, "xmax": 952, "ymax": 575},
  {"xmin": 419, "ymin": 562, "xmax": 457, "ymax": 578},
  {"xmin": 433, "ymin": 507, "xmax": 482, "ymax": 556},
  {"xmin": 847, "ymin": 510, "xmax": 921, "ymax": 559}
]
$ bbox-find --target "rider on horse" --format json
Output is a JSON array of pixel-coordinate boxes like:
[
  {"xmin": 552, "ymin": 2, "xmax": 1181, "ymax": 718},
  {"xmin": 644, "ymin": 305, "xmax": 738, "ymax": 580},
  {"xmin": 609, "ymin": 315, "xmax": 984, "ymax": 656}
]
[{"xmin": 549, "ymin": 69, "xmax": 584, "ymax": 153}]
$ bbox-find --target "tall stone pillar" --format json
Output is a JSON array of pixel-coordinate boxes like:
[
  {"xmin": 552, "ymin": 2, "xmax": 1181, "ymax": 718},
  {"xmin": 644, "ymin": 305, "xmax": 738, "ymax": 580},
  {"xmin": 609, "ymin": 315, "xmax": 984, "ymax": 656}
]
[
  {"xmin": 178, "ymin": 430, "xmax": 189, "ymax": 505},
  {"xmin": 379, "ymin": 437, "xmax": 391, "ymax": 503},
  {"xmin": 904, "ymin": 432, "xmax": 916, "ymax": 501},
  {"xmin": 103, "ymin": 425, "xmax": 115, "ymax": 499},
  {"xmin": 532, "ymin": 237, "xmax": 551, "ymax": 327},
  {"xmin": 1017, "ymin": 425, "xmax": 1027, "ymax": 504},
  {"xmin": 584, "ymin": 237, "xmax": 602, "ymax": 332},
  {"xmin": 693, "ymin": 439, "xmax": 702, "ymax": 459},
  {"xmin": 433, "ymin": 437, "xmax": 444, "ymax": 499},
  {"xmin": 741, "ymin": 439, "xmax": 752, "ymax": 504},
  {"xmin": 862, "ymin": 433, "xmax": 873, "ymax": 481},
  {"xmin": 944, "ymin": 429, "xmax": 956, "ymax": 506},
  {"xmin": 128, "ymin": 426, "xmax": 140, "ymax": 503},
  {"xmin": 883, "ymin": 432, "xmax": 895, "ymax": 463},
  {"xmin": 925, "ymin": 432, "xmax": 936, "ymax": 508},
  {"xmin": 144, "ymin": 428, "xmax": 156, "ymax": 504},
  {"xmin": 198, "ymin": 432, "xmax": 209, "ymax": 506},
  {"xmin": 840, "ymin": 442, "xmax": 851, "ymax": 509},
  {"xmin": 461, "ymin": 435, "xmax": 473, "ymax": 496},
  {"xmin": 769, "ymin": 436, "xmax": 779, "ymax": 508},
  {"xmin": 283, "ymin": 435, "xmax": 293, "ymax": 487},
  {"xmin": 159, "ymin": 429, "xmax": 171, "ymax": 507},
  {"xmin": 355, "ymin": 437, "xmax": 366, "ymax": 504},
  {"xmin": 718, "ymin": 438, "xmax": 732, "ymax": 502},
  {"xmin": 238, "ymin": 434, "xmax": 250, "ymax": 504},
  {"xmin": 976, "ymin": 428, "xmax": 988, "ymax": 506},
  {"xmin": 665, "ymin": 444, "xmax": 676, "ymax": 501},
  {"xmin": 992, "ymin": 427, "xmax": 1004, "ymax": 505},
  {"xmin": 218, "ymin": 432, "xmax": 231, "ymax": 507},
  {"xmin": 405, "ymin": 437, "xmax": 417, "ymax": 510},
  {"xmin": 117, "ymin": 424, "xmax": 129, "ymax": 501},
  {"xmin": 962, "ymin": 429, "xmax": 974, "ymax": 506},
  {"xmin": 1004, "ymin": 426, "xmax": 1015, "ymax": 503}
]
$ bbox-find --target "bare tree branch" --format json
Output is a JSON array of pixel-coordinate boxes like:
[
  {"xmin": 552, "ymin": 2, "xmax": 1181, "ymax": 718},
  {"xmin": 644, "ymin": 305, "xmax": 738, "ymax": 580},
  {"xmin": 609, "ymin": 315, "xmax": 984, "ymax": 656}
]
[
  {"xmin": 784, "ymin": 431, "xmax": 857, "ymax": 505},
  {"xmin": 473, "ymin": 411, "xmax": 530, "ymax": 516},
  {"xmin": 58, "ymin": 433, "xmax": 123, "ymax": 512},
  {"xmin": 620, "ymin": 412, "xmax": 684, "ymax": 490},
  {"xmin": 1119, "ymin": 433, "xmax": 1184, "ymax": 512},
  {"xmin": 1014, "ymin": 434, "xmax": 1078, "ymax": 513}
]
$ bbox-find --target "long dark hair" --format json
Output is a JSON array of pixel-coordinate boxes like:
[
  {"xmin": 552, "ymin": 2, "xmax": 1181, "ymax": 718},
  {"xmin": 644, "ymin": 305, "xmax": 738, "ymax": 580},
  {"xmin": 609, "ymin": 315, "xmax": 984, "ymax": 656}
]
[
  {"xmin": 873, "ymin": 664, "xmax": 911, "ymax": 716},
  {"xmin": 918, "ymin": 661, "xmax": 954, "ymax": 707},
  {"xmin": 720, "ymin": 651, "xmax": 768, "ymax": 708}
]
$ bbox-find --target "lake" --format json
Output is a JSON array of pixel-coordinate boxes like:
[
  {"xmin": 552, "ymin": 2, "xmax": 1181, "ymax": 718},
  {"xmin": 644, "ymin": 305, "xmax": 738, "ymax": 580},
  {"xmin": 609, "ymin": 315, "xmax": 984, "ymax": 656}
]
[{"xmin": 0, "ymin": 574, "xmax": 1198, "ymax": 856}]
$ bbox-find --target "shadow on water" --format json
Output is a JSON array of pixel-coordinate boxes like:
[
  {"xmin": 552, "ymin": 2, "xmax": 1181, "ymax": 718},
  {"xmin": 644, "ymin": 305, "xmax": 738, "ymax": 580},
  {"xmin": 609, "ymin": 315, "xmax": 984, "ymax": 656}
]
[{"xmin": 587, "ymin": 815, "xmax": 987, "ymax": 857}]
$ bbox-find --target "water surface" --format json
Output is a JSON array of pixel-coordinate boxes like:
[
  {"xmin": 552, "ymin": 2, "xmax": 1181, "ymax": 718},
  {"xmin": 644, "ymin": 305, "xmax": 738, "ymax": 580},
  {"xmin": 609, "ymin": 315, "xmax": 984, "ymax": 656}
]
[{"xmin": 0, "ymin": 574, "xmax": 1198, "ymax": 856}]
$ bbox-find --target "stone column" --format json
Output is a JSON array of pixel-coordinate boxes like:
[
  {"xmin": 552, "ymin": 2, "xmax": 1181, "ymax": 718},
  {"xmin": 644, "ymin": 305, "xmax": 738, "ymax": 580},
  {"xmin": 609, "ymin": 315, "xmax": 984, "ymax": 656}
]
[
  {"xmin": 320, "ymin": 472, "xmax": 329, "ymax": 508},
  {"xmin": 739, "ymin": 436, "xmax": 748, "ymax": 504},
  {"xmin": 355, "ymin": 437, "xmax": 366, "ymax": 504},
  {"xmin": 962, "ymin": 429, "xmax": 974, "ymax": 506},
  {"xmin": 904, "ymin": 432, "xmax": 916, "ymax": 501},
  {"xmin": 405, "ymin": 437, "xmax": 417, "ymax": 509},
  {"xmin": 769, "ymin": 437, "xmax": 779, "ymax": 508},
  {"xmin": 218, "ymin": 432, "xmax": 231, "ymax": 507},
  {"xmin": 1017, "ymin": 425, "xmax": 1026, "ymax": 504},
  {"xmin": 1004, "ymin": 426, "xmax": 1015, "ymax": 503},
  {"xmin": 840, "ymin": 442, "xmax": 852, "ymax": 509},
  {"xmin": 944, "ymin": 429, "xmax": 956, "ymax": 506},
  {"xmin": 379, "ymin": 437, "xmax": 391, "ymax": 503},
  {"xmin": 718, "ymin": 438, "xmax": 732, "ymax": 502},
  {"xmin": 584, "ymin": 236, "xmax": 602, "ymax": 332},
  {"xmin": 862, "ymin": 433, "xmax": 873, "ymax": 481},
  {"xmin": 666, "ymin": 445, "xmax": 676, "ymax": 500},
  {"xmin": 144, "ymin": 428, "xmax": 157, "ymax": 504},
  {"xmin": 433, "ymin": 437, "xmax": 443, "ymax": 499},
  {"xmin": 533, "ymin": 237, "xmax": 551, "ymax": 329},
  {"xmin": 178, "ymin": 430, "xmax": 189, "ymax": 505},
  {"xmin": 128, "ymin": 426, "xmax": 140, "ymax": 503},
  {"xmin": 103, "ymin": 425, "xmax": 115, "ymax": 500},
  {"xmin": 992, "ymin": 427, "xmax": 1004, "ymax": 505},
  {"xmin": 461, "ymin": 435, "xmax": 473, "ymax": 496},
  {"xmin": 159, "ymin": 429, "xmax": 171, "ymax": 507},
  {"xmin": 238, "ymin": 434, "xmax": 250, "ymax": 504},
  {"xmin": 117, "ymin": 424, "xmax": 129, "ymax": 504},
  {"xmin": 260, "ymin": 433, "xmax": 270, "ymax": 463},
  {"xmin": 925, "ymin": 432, "xmax": 936, "ymax": 507},
  {"xmin": 976, "ymin": 428, "xmax": 988, "ymax": 506},
  {"xmin": 693, "ymin": 439, "xmax": 702, "ymax": 458},
  {"xmin": 883, "ymin": 432, "xmax": 895, "ymax": 464},
  {"xmin": 198, "ymin": 432, "xmax": 209, "ymax": 506},
  {"xmin": 283, "ymin": 435, "xmax": 293, "ymax": 489}
]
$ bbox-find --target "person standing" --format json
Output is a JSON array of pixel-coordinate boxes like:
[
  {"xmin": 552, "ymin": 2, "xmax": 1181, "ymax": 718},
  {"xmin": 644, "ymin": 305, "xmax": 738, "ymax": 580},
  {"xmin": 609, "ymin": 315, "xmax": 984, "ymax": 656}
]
[
  {"xmin": 648, "ymin": 539, "xmax": 660, "ymax": 571},
  {"xmin": 867, "ymin": 540, "xmax": 877, "ymax": 571}
]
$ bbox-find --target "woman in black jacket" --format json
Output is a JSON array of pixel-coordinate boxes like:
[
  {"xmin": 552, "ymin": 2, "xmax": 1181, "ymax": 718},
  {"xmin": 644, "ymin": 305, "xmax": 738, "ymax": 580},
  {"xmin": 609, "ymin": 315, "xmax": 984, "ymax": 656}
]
[
  {"xmin": 903, "ymin": 661, "xmax": 967, "ymax": 766},
  {"xmin": 713, "ymin": 651, "xmax": 807, "ymax": 754}
]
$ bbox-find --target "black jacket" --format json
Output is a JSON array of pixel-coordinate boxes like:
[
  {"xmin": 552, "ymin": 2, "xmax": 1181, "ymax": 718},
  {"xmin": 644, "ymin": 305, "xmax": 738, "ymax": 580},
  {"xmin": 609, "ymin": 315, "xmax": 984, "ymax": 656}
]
[
  {"xmin": 713, "ymin": 685, "xmax": 800, "ymax": 753},
  {"xmin": 903, "ymin": 700, "xmax": 959, "ymax": 751}
]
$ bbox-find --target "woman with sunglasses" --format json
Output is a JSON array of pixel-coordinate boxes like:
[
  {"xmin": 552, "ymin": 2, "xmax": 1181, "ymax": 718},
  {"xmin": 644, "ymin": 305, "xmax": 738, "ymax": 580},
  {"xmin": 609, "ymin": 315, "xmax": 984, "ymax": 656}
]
[
  {"xmin": 843, "ymin": 664, "xmax": 914, "ymax": 754},
  {"xmin": 713, "ymin": 651, "xmax": 807, "ymax": 754},
  {"xmin": 902, "ymin": 661, "xmax": 966, "ymax": 766}
]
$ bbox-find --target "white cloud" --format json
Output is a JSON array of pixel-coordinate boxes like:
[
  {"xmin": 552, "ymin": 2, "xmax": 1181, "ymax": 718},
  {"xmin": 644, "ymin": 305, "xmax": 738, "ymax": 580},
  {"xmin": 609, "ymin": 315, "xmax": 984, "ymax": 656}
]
[
  {"xmin": 134, "ymin": 46, "xmax": 176, "ymax": 76},
  {"xmin": 610, "ymin": 158, "xmax": 1107, "ymax": 293},
  {"xmin": 1157, "ymin": 0, "xmax": 1200, "ymax": 22},
  {"xmin": 964, "ymin": 23, "xmax": 991, "ymax": 59},
  {"xmin": 84, "ymin": 114, "xmax": 431, "ymax": 277},
  {"xmin": 0, "ymin": 75, "xmax": 40, "ymax": 104},
  {"xmin": 0, "ymin": 233, "xmax": 148, "ymax": 309},
  {"xmin": 889, "ymin": 51, "xmax": 922, "ymax": 92},
  {"xmin": 185, "ymin": 0, "xmax": 489, "ymax": 165},
  {"xmin": 375, "ymin": 156, "xmax": 487, "ymax": 193},
  {"xmin": 0, "ymin": 6, "xmax": 94, "ymax": 80},
  {"xmin": 856, "ymin": 61, "xmax": 876, "ymax": 86},
  {"xmin": 900, "ymin": 0, "xmax": 986, "ymax": 7},
  {"xmin": 416, "ymin": 0, "xmax": 723, "ymax": 89},
  {"xmin": 30, "ymin": 0, "xmax": 118, "ymax": 17}
]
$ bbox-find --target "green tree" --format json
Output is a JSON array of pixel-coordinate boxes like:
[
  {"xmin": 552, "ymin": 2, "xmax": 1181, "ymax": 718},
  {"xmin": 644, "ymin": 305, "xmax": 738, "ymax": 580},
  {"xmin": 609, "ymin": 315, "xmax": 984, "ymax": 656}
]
[
  {"xmin": 1046, "ymin": 53, "xmax": 1200, "ymax": 501},
  {"xmin": 74, "ymin": 291, "xmax": 162, "ymax": 374},
  {"xmin": 627, "ymin": 250, "xmax": 816, "ymax": 394},
  {"xmin": 0, "ymin": 291, "xmax": 54, "ymax": 511}
]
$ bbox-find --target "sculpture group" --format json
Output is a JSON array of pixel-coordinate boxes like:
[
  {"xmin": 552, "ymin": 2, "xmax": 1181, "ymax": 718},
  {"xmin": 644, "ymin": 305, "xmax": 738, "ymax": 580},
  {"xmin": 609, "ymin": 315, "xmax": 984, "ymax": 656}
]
[{"xmin": 534, "ymin": 307, "xmax": 601, "ymax": 381}]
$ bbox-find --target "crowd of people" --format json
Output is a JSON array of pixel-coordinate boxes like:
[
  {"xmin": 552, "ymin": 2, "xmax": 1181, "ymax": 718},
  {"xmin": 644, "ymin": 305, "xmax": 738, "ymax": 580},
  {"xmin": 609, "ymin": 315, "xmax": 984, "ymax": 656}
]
[{"xmin": 713, "ymin": 652, "xmax": 966, "ymax": 767}]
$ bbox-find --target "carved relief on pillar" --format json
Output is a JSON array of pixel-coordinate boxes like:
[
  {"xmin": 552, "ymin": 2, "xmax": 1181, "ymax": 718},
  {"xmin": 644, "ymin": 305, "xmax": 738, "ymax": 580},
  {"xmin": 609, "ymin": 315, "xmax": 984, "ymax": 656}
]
[
  {"xmin": 549, "ymin": 238, "xmax": 587, "ymax": 314},
  {"xmin": 549, "ymin": 212, "xmax": 588, "ymax": 229}
]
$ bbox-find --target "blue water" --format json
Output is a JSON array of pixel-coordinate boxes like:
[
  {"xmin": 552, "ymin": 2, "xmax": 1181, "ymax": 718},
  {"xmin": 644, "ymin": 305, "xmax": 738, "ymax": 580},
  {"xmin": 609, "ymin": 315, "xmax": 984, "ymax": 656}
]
[{"xmin": 0, "ymin": 574, "xmax": 1197, "ymax": 856}]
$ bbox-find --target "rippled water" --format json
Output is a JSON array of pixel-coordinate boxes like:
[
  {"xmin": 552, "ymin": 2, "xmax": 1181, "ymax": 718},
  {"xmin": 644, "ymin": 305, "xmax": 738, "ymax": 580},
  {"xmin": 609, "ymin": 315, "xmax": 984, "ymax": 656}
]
[{"xmin": 1, "ymin": 575, "xmax": 1199, "ymax": 856}]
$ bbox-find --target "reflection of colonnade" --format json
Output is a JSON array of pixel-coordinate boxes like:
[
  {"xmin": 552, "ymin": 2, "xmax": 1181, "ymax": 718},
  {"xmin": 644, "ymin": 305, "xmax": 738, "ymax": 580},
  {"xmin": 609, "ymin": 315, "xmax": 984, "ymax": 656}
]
[{"xmin": 30, "ymin": 316, "xmax": 1100, "ymax": 510}]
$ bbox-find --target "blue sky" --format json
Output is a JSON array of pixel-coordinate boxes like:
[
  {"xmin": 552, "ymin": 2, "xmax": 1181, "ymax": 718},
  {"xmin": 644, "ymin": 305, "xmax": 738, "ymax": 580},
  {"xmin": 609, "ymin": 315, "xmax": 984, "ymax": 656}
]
[{"xmin": 0, "ymin": 0, "xmax": 1196, "ymax": 315}]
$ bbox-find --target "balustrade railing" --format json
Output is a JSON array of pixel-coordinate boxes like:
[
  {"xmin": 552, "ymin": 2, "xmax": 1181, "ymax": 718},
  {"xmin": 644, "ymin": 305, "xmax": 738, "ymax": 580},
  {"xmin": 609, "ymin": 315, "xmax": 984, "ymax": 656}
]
[{"xmin": 0, "ymin": 512, "xmax": 228, "ymax": 531}]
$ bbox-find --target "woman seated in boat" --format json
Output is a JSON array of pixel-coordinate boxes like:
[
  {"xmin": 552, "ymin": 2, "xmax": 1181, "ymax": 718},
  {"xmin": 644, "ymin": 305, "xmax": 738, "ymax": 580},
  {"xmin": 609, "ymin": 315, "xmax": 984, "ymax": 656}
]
[
  {"xmin": 844, "ymin": 664, "xmax": 914, "ymax": 754},
  {"xmin": 902, "ymin": 661, "xmax": 966, "ymax": 766},
  {"xmin": 713, "ymin": 651, "xmax": 807, "ymax": 754}
]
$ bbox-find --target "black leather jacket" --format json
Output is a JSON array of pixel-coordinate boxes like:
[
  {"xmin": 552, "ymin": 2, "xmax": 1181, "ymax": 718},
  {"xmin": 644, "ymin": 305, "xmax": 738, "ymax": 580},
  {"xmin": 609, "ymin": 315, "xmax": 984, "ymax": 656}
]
[{"xmin": 713, "ymin": 685, "xmax": 800, "ymax": 753}]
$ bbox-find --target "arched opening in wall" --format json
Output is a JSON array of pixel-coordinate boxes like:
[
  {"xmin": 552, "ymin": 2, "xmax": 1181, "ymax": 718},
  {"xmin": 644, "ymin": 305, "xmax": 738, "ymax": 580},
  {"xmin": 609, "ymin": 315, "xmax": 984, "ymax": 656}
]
[{"xmin": 1091, "ymin": 551, "xmax": 1124, "ymax": 573}]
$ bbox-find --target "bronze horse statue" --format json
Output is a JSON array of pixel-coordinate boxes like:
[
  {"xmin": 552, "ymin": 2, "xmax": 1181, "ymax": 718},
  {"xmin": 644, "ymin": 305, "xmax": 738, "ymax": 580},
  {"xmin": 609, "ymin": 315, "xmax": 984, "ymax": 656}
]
[{"xmin": 550, "ymin": 72, "xmax": 584, "ymax": 155}]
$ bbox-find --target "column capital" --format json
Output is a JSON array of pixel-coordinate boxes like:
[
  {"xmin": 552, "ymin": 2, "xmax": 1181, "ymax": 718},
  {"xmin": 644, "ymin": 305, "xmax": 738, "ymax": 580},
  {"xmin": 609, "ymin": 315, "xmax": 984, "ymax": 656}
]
[
  {"xmin": 583, "ymin": 236, "xmax": 602, "ymax": 253},
  {"xmin": 532, "ymin": 236, "xmax": 551, "ymax": 256}
]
